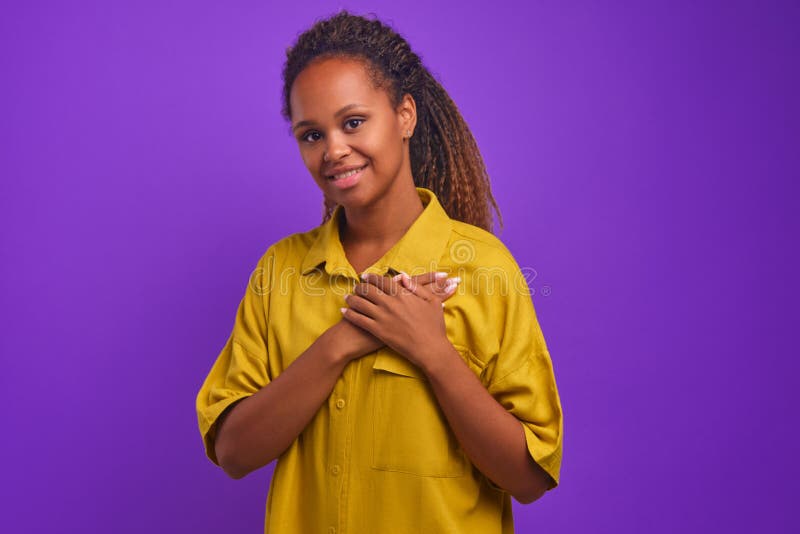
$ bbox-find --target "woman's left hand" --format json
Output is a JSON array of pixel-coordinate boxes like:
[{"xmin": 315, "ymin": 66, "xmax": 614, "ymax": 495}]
[{"xmin": 341, "ymin": 272, "xmax": 451, "ymax": 370}]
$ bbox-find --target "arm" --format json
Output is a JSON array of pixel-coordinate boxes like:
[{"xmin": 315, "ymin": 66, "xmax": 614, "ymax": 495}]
[
  {"xmin": 421, "ymin": 341, "xmax": 554, "ymax": 504},
  {"xmin": 214, "ymin": 320, "xmax": 374, "ymax": 479},
  {"xmin": 214, "ymin": 272, "xmax": 457, "ymax": 479},
  {"xmin": 342, "ymin": 272, "xmax": 559, "ymax": 502}
]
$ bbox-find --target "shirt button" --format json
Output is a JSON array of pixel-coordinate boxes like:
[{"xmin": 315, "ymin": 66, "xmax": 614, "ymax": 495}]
[
  {"xmin": 336, "ymin": 399, "xmax": 346, "ymax": 409},
  {"xmin": 331, "ymin": 465, "xmax": 341, "ymax": 476}
]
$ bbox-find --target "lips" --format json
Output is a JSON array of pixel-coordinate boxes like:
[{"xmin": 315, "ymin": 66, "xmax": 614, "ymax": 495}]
[
  {"xmin": 327, "ymin": 163, "xmax": 366, "ymax": 190},
  {"xmin": 326, "ymin": 163, "xmax": 368, "ymax": 180}
]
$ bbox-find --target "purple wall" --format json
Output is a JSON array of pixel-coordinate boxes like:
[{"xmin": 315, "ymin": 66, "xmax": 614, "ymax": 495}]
[{"xmin": 2, "ymin": 1, "xmax": 797, "ymax": 532}]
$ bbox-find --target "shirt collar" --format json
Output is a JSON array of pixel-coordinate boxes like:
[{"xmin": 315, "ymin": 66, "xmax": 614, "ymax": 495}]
[{"xmin": 300, "ymin": 186, "xmax": 453, "ymax": 279}]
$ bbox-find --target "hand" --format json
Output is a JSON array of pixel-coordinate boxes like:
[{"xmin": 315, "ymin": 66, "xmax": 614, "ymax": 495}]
[
  {"xmin": 327, "ymin": 318, "xmax": 384, "ymax": 364},
  {"xmin": 335, "ymin": 271, "xmax": 460, "ymax": 364},
  {"xmin": 341, "ymin": 271, "xmax": 457, "ymax": 370},
  {"xmin": 373, "ymin": 271, "xmax": 462, "ymax": 310},
  {"xmin": 409, "ymin": 271, "xmax": 461, "ymax": 302}
]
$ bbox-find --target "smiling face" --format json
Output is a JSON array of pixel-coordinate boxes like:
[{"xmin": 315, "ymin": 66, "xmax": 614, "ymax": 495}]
[{"xmin": 289, "ymin": 56, "xmax": 416, "ymax": 210}]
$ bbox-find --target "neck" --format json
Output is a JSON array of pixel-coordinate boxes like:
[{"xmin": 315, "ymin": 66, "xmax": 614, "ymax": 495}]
[{"xmin": 339, "ymin": 180, "xmax": 424, "ymax": 248}]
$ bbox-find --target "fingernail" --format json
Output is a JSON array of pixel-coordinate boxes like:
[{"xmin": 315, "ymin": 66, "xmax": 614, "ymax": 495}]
[
  {"xmin": 343, "ymin": 293, "xmax": 349, "ymax": 301},
  {"xmin": 444, "ymin": 280, "xmax": 456, "ymax": 293},
  {"xmin": 360, "ymin": 272, "xmax": 368, "ymax": 280},
  {"xmin": 391, "ymin": 273, "xmax": 402, "ymax": 282},
  {"xmin": 340, "ymin": 307, "xmax": 347, "ymax": 314},
  {"xmin": 434, "ymin": 271, "xmax": 449, "ymax": 279},
  {"xmin": 449, "ymin": 276, "xmax": 461, "ymax": 284}
]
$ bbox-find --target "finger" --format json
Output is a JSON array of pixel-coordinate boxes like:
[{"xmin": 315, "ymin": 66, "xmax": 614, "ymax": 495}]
[
  {"xmin": 344, "ymin": 292, "xmax": 381, "ymax": 319},
  {"xmin": 419, "ymin": 272, "xmax": 451, "ymax": 297},
  {"xmin": 353, "ymin": 281, "xmax": 388, "ymax": 305},
  {"xmin": 360, "ymin": 272, "xmax": 400, "ymax": 297},
  {"xmin": 425, "ymin": 274, "xmax": 458, "ymax": 299},
  {"xmin": 409, "ymin": 271, "xmax": 449, "ymax": 289},
  {"xmin": 340, "ymin": 306, "xmax": 379, "ymax": 334},
  {"xmin": 398, "ymin": 271, "xmax": 438, "ymax": 302},
  {"xmin": 440, "ymin": 276, "xmax": 461, "ymax": 301},
  {"xmin": 434, "ymin": 272, "xmax": 451, "ymax": 292}
]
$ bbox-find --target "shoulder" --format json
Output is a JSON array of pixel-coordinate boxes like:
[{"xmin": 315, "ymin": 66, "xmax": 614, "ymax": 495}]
[
  {"xmin": 445, "ymin": 220, "xmax": 535, "ymax": 309},
  {"xmin": 255, "ymin": 225, "xmax": 323, "ymax": 267},
  {"xmin": 446, "ymin": 219, "xmax": 521, "ymax": 272},
  {"xmin": 244, "ymin": 226, "xmax": 323, "ymax": 297}
]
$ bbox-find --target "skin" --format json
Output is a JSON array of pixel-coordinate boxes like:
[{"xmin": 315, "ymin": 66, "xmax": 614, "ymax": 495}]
[
  {"xmin": 217, "ymin": 56, "xmax": 552, "ymax": 503},
  {"xmin": 214, "ymin": 57, "xmax": 457, "ymax": 481},
  {"xmin": 290, "ymin": 56, "xmax": 422, "ymax": 254},
  {"xmin": 345, "ymin": 272, "xmax": 555, "ymax": 503}
]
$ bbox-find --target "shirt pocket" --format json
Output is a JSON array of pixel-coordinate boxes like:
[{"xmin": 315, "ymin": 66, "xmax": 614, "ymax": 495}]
[{"xmin": 370, "ymin": 348, "xmax": 468, "ymax": 478}]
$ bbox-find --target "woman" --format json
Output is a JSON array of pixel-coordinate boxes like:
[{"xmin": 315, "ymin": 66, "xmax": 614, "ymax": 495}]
[{"xmin": 196, "ymin": 10, "xmax": 563, "ymax": 533}]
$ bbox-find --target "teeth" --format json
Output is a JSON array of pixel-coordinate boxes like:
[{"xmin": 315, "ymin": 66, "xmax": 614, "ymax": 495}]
[{"xmin": 331, "ymin": 165, "xmax": 365, "ymax": 180}]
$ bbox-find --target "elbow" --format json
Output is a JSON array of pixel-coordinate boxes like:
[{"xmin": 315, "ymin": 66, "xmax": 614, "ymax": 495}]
[
  {"xmin": 513, "ymin": 486, "xmax": 546, "ymax": 505},
  {"xmin": 218, "ymin": 448, "xmax": 251, "ymax": 480},
  {"xmin": 217, "ymin": 437, "xmax": 277, "ymax": 480},
  {"xmin": 215, "ymin": 432, "xmax": 250, "ymax": 480},
  {"xmin": 513, "ymin": 453, "xmax": 557, "ymax": 504},
  {"xmin": 221, "ymin": 454, "xmax": 276, "ymax": 480},
  {"xmin": 222, "ymin": 462, "xmax": 249, "ymax": 480},
  {"xmin": 513, "ymin": 471, "xmax": 553, "ymax": 505}
]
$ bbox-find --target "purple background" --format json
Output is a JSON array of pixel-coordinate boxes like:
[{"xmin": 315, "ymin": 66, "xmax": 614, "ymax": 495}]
[{"xmin": 1, "ymin": 1, "xmax": 797, "ymax": 532}]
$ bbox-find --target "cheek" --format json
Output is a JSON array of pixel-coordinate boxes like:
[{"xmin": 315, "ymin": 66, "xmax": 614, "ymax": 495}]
[
  {"xmin": 299, "ymin": 143, "xmax": 314, "ymax": 161},
  {"xmin": 358, "ymin": 132, "xmax": 400, "ymax": 170},
  {"xmin": 298, "ymin": 146, "xmax": 321, "ymax": 173}
]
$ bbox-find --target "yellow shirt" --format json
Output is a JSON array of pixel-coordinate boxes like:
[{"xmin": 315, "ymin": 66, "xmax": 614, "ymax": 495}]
[{"xmin": 196, "ymin": 186, "xmax": 563, "ymax": 533}]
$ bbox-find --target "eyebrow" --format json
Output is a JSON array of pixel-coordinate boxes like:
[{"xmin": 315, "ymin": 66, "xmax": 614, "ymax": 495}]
[{"xmin": 291, "ymin": 103, "xmax": 367, "ymax": 132}]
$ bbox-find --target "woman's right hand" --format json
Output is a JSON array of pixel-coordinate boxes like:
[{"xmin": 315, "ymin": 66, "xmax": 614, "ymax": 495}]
[{"xmin": 333, "ymin": 271, "xmax": 460, "ymax": 363}]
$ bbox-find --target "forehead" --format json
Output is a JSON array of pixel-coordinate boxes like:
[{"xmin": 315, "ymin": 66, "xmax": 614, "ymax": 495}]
[{"xmin": 290, "ymin": 57, "xmax": 391, "ymax": 120}]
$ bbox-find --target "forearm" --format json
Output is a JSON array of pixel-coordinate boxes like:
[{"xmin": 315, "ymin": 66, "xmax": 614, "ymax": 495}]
[
  {"xmin": 215, "ymin": 327, "xmax": 352, "ymax": 479},
  {"xmin": 421, "ymin": 341, "xmax": 553, "ymax": 504}
]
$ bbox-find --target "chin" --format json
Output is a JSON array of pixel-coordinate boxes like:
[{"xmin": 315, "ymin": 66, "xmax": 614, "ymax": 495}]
[
  {"xmin": 332, "ymin": 189, "xmax": 371, "ymax": 211},
  {"xmin": 327, "ymin": 178, "xmax": 380, "ymax": 209}
]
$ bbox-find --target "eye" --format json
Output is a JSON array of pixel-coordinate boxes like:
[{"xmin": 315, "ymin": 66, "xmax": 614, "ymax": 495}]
[
  {"xmin": 300, "ymin": 131, "xmax": 321, "ymax": 143},
  {"xmin": 345, "ymin": 118, "xmax": 365, "ymax": 130},
  {"xmin": 299, "ymin": 118, "xmax": 365, "ymax": 144}
]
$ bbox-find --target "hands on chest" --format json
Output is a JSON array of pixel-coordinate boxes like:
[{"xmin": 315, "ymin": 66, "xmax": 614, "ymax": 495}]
[{"xmin": 338, "ymin": 271, "xmax": 461, "ymax": 370}]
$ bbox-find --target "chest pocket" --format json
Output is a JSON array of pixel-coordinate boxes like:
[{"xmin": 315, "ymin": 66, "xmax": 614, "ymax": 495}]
[{"xmin": 370, "ymin": 348, "xmax": 468, "ymax": 478}]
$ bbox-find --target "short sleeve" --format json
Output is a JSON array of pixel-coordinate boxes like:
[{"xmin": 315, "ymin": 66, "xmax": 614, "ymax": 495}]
[
  {"xmin": 195, "ymin": 247, "xmax": 275, "ymax": 466},
  {"xmin": 484, "ymin": 259, "xmax": 563, "ymax": 491}
]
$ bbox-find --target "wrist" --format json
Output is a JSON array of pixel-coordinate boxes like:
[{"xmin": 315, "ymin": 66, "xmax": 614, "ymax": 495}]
[
  {"xmin": 322, "ymin": 324, "xmax": 355, "ymax": 366},
  {"xmin": 418, "ymin": 338, "xmax": 459, "ymax": 379}
]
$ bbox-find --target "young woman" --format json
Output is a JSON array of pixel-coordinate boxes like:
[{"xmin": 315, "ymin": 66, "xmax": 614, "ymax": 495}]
[{"xmin": 196, "ymin": 10, "xmax": 563, "ymax": 533}]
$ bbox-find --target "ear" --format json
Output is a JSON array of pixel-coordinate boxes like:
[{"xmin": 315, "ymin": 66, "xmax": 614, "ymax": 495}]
[{"xmin": 396, "ymin": 93, "xmax": 417, "ymax": 138}]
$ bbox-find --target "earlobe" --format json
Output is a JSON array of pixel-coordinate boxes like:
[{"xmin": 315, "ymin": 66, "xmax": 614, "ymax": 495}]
[{"xmin": 397, "ymin": 93, "xmax": 417, "ymax": 136}]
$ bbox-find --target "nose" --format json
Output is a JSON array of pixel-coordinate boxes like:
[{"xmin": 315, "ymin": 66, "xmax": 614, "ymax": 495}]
[{"xmin": 323, "ymin": 131, "xmax": 351, "ymax": 162}]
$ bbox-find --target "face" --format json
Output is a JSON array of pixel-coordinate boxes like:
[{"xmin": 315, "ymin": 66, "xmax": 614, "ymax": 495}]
[{"xmin": 289, "ymin": 56, "xmax": 416, "ymax": 209}]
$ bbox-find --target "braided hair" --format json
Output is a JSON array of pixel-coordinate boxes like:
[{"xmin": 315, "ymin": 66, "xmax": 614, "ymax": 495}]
[{"xmin": 281, "ymin": 9, "xmax": 503, "ymax": 234}]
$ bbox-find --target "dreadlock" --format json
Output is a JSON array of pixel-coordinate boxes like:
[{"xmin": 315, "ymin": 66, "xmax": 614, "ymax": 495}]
[{"xmin": 280, "ymin": 9, "xmax": 503, "ymax": 234}]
